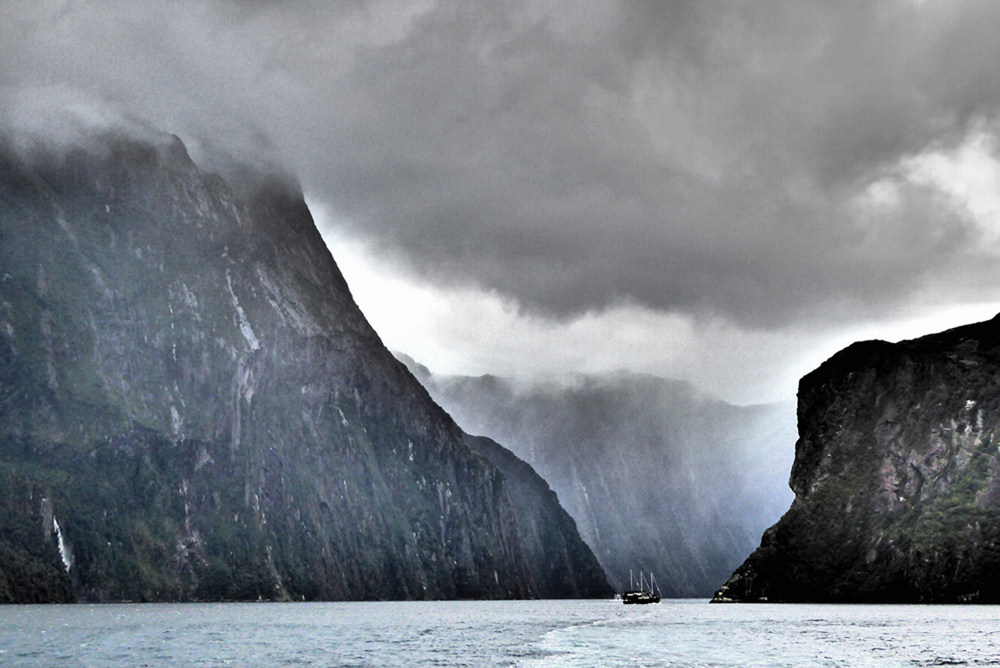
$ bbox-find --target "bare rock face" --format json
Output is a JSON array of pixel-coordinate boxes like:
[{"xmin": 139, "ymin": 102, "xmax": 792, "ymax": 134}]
[
  {"xmin": 464, "ymin": 434, "xmax": 612, "ymax": 599},
  {"xmin": 714, "ymin": 315, "xmax": 1000, "ymax": 603},
  {"xmin": 0, "ymin": 131, "xmax": 608, "ymax": 602}
]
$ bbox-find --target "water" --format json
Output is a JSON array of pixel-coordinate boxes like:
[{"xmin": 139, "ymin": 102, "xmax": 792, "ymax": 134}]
[{"xmin": 1, "ymin": 599, "xmax": 999, "ymax": 667}]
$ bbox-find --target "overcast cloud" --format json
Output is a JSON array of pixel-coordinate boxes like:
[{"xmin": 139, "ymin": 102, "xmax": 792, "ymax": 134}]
[{"xmin": 5, "ymin": 0, "xmax": 1000, "ymax": 403}]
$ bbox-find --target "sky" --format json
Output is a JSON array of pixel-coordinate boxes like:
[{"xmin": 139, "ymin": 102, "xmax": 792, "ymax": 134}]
[{"xmin": 4, "ymin": 0, "xmax": 1000, "ymax": 404}]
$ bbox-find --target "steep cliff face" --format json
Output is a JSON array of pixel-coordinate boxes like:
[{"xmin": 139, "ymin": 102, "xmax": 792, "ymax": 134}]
[
  {"xmin": 715, "ymin": 315, "xmax": 1000, "ymax": 603},
  {"xmin": 0, "ymin": 130, "xmax": 606, "ymax": 602},
  {"xmin": 463, "ymin": 434, "xmax": 613, "ymax": 599},
  {"xmin": 401, "ymin": 360, "xmax": 795, "ymax": 597}
]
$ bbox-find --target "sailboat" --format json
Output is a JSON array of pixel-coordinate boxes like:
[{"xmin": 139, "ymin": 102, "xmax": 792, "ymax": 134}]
[{"xmin": 622, "ymin": 570, "xmax": 661, "ymax": 604}]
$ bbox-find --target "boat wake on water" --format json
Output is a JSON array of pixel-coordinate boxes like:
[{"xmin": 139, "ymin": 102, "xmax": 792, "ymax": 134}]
[{"xmin": 5, "ymin": 600, "xmax": 1000, "ymax": 666}]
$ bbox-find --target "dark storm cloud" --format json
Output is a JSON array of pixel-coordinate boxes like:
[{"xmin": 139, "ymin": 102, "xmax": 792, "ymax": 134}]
[{"xmin": 4, "ymin": 0, "xmax": 1000, "ymax": 327}]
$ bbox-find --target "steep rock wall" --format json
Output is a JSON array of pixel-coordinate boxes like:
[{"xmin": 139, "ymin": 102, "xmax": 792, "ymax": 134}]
[
  {"xmin": 0, "ymin": 131, "xmax": 606, "ymax": 602},
  {"xmin": 464, "ymin": 434, "xmax": 613, "ymax": 599},
  {"xmin": 714, "ymin": 315, "xmax": 1000, "ymax": 603}
]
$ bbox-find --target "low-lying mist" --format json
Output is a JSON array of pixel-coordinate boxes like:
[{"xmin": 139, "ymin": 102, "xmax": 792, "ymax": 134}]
[{"xmin": 401, "ymin": 356, "xmax": 796, "ymax": 597}]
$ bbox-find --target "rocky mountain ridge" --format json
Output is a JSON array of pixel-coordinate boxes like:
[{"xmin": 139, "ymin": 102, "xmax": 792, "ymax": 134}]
[
  {"xmin": 0, "ymin": 129, "xmax": 610, "ymax": 602},
  {"xmin": 714, "ymin": 314, "xmax": 1000, "ymax": 603}
]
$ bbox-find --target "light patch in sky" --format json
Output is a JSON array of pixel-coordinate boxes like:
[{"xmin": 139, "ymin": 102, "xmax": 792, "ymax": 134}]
[
  {"xmin": 312, "ymin": 198, "xmax": 1000, "ymax": 406},
  {"xmin": 313, "ymin": 200, "xmax": 702, "ymax": 386},
  {"xmin": 904, "ymin": 128, "xmax": 1000, "ymax": 248}
]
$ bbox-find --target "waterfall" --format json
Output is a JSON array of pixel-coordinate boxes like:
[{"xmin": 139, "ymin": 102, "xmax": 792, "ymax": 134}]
[{"xmin": 52, "ymin": 516, "xmax": 72, "ymax": 572}]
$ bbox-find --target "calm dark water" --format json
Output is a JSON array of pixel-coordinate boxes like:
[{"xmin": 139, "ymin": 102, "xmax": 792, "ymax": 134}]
[{"xmin": 1, "ymin": 599, "xmax": 998, "ymax": 667}]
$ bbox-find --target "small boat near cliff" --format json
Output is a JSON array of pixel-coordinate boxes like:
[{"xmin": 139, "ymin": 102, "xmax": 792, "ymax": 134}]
[{"xmin": 622, "ymin": 570, "xmax": 661, "ymax": 604}]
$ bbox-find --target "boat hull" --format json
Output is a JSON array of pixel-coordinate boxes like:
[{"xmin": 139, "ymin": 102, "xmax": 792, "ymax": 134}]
[{"xmin": 622, "ymin": 591, "xmax": 660, "ymax": 604}]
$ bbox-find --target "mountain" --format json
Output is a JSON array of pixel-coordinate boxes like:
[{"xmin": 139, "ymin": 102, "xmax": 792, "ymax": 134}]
[
  {"xmin": 0, "ymin": 129, "xmax": 610, "ymax": 602},
  {"xmin": 463, "ymin": 434, "xmax": 611, "ymax": 599},
  {"xmin": 400, "ymin": 360, "xmax": 796, "ymax": 597},
  {"xmin": 714, "ymin": 315, "xmax": 1000, "ymax": 603}
]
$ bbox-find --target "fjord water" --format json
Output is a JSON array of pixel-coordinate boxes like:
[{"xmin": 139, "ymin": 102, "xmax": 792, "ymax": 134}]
[{"xmin": 1, "ymin": 599, "xmax": 998, "ymax": 667}]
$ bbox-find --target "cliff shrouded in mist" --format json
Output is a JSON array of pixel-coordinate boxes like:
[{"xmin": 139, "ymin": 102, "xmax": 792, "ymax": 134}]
[
  {"xmin": 715, "ymin": 315, "xmax": 1000, "ymax": 603},
  {"xmin": 0, "ymin": 129, "xmax": 610, "ymax": 602},
  {"xmin": 463, "ymin": 434, "xmax": 611, "ymax": 599},
  {"xmin": 401, "ymin": 359, "xmax": 796, "ymax": 597}
]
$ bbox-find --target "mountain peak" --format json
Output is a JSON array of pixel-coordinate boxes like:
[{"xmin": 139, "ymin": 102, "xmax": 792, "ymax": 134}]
[{"xmin": 0, "ymin": 131, "xmax": 608, "ymax": 602}]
